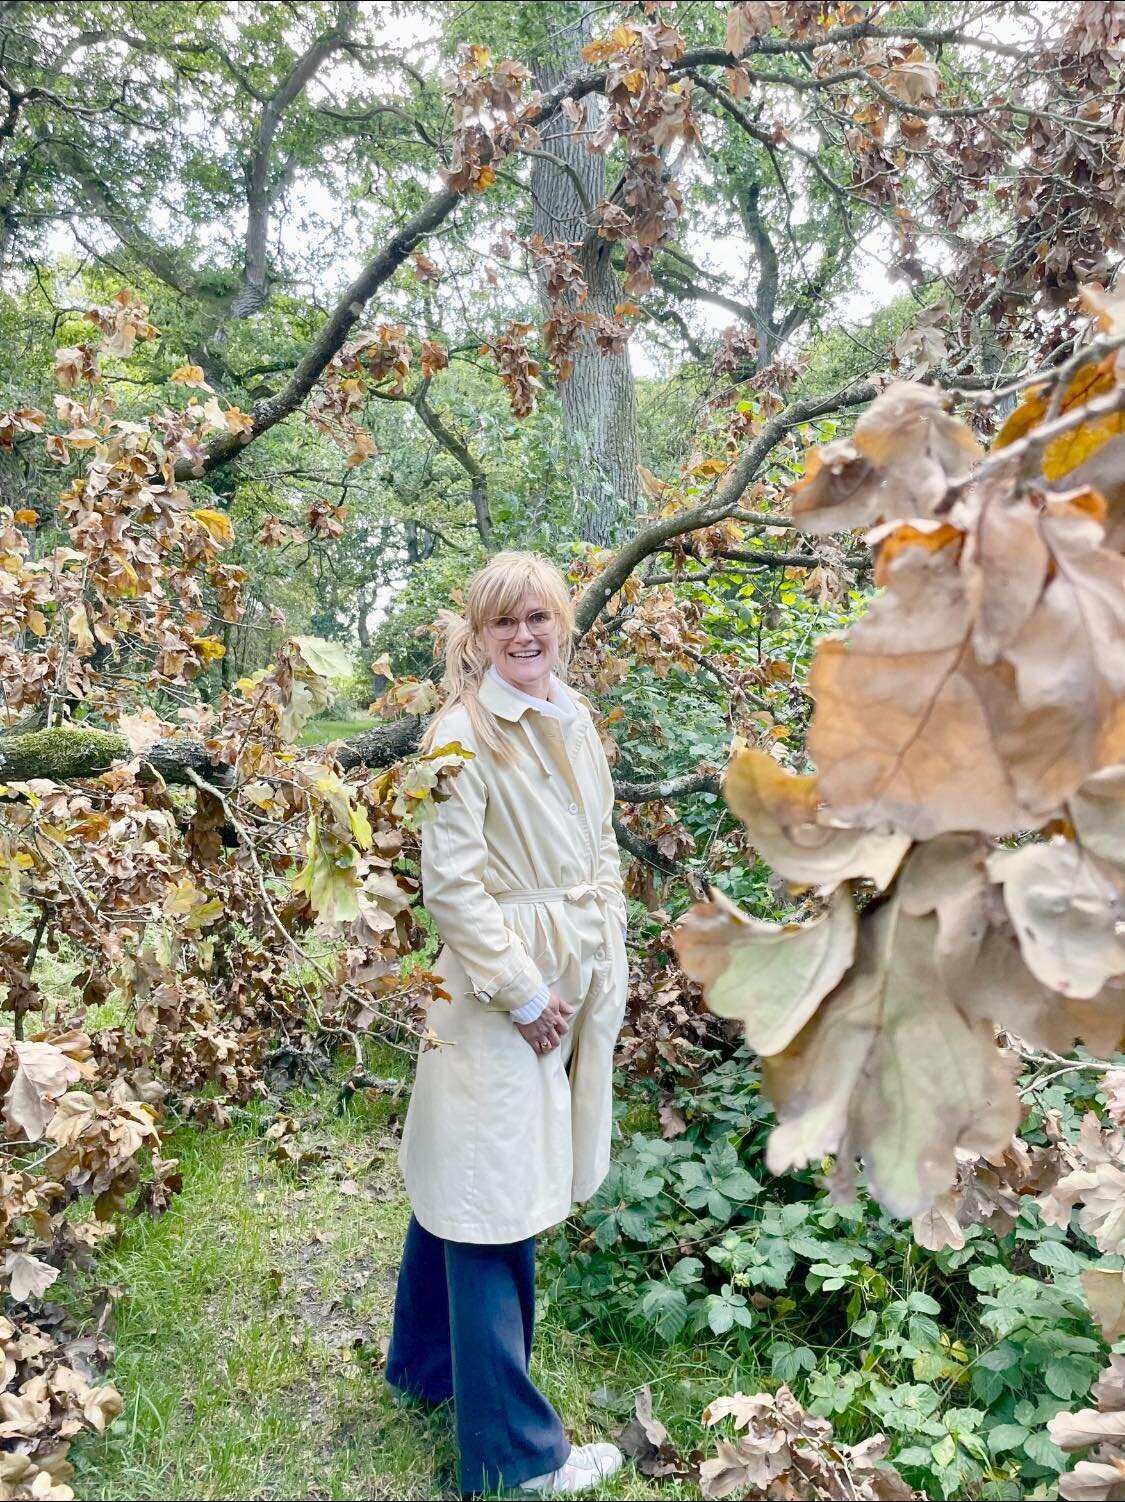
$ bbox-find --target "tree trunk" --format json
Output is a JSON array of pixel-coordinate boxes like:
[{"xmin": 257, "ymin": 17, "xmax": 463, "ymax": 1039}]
[{"xmin": 531, "ymin": 2, "xmax": 640, "ymax": 547}]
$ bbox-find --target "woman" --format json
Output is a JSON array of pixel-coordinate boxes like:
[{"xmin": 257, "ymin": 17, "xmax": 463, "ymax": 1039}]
[{"xmin": 386, "ymin": 552, "xmax": 629, "ymax": 1497}]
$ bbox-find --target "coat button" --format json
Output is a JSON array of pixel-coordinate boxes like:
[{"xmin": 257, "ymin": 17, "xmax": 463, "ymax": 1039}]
[
  {"xmin": 595, "ymin": 948, "xmax": 605, "ymax": 961},
  {"xmin": 568, "ymin": 801, "xmax": 578, "ymax": 814}
]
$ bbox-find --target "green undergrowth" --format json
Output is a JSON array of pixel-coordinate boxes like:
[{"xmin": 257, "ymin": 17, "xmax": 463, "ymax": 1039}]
[
  {"xmin": 65, "ymin": 1053, "xmax": 709, "ymax": 1501},
  {"xmin": 544, "ymin": 1048, "xmax": 1125, "ymax": 1501},
  {"xmin": 62, "ymin": 1041, "xmax": 1124, "ymax": 1500}
]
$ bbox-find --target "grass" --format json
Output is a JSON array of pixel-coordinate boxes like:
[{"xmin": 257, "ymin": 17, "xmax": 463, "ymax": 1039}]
[
  {"xmin": 298, "ymin": 716, "xmax": 378, "ymax": 746},
  {"xmin": 67, "ymin": 1054, "xmax": 716, "ymax": 1500}
]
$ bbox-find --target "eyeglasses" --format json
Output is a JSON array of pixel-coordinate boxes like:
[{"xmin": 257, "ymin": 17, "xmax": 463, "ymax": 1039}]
[{"xmin": 485, "ymin": 609, "xmax": 556, "ymax": 641}]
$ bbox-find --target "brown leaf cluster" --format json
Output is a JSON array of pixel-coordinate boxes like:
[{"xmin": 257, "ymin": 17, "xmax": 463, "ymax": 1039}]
[
  {"xmin": 486, "ymin": 323, "xmax": 544, "ymax": 419},
  {"xmin": 441, "ymin": 46, "xmax": 539, "ymax": 195},
  {"xmin": 676, "ymin": 349, "xmax": 1125, "ymax": 1221},
  {"xmin": 700, "ymin": 1385, "xmax": 915, "ymax": 1500},
  {"xmin": 0, "ymin": 312, "xmax": 490, "ymax": 1472},
  {"xmin": 1049, "ymin": 1355, "xmax": 1125, "ymax": 1502}
]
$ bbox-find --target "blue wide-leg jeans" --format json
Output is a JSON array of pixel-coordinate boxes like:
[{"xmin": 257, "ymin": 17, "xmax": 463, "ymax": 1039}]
[{"xmin": 386, "ymin": 1214, "xmax": 571, "ymax": 1494}]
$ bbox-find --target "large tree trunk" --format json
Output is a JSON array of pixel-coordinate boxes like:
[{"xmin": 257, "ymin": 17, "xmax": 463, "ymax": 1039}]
[{"xmin": 531, "ymin": 3, "xmax": 640, "ymax": 547}]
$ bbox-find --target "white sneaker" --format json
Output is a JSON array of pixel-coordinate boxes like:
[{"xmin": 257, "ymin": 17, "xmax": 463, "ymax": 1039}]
[{"xmin": 520, "ymin": 1442, "xmax": 624, "ymax": 1496}]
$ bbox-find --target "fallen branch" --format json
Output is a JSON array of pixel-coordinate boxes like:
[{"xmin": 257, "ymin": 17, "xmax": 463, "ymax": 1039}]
[{"xmin": 0, "ymin": 720, "xmax": 723, "ymax": 805}]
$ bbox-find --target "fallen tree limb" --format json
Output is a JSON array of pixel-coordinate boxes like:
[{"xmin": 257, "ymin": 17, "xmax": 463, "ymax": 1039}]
[
  {"xmin": 0, "ymin": 722, "xmax": 723, "ymax": 805},
  {"xmin": 611, "ymin": 815, "xmax": 688, "ymax": 878}
]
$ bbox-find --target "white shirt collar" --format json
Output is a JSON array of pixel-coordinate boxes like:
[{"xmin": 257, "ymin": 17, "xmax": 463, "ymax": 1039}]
[{"xmin": 486, "ymin": 666, "xmax": 577, "ymax": 725}]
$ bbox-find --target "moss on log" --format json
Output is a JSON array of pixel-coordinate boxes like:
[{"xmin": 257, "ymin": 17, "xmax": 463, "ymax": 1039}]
[
  {"xmin": 0, "ymin": 718, "xmax": 423, "ymax": 787},
  {"xmin": 0, "ymin": 727, "xmax": 128, "ymax": 782}
]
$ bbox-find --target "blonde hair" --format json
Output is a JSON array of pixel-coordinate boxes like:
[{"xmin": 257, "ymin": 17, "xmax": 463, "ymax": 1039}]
[{"xmin": 422, "ymin": 551, "xmax": 575, "ymax": 759}]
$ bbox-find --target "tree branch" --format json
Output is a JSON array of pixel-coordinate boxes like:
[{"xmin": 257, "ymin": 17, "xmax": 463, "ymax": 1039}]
[
  {"xmin": 411, "ymin": 385, "xmax": 492, "ymax": 545},
  {"xmin": 573, "ymin": 379, "xmax": 876, "ymax": 632},
  {"xmin": 0, "ymin": 722, "xmax": 723, "ymax": 808},
  {"xmin": 184, "ymin": 186, "xmax": 462, "ymax": 478},
  {"xmin": 236, "ymin": 1, "xmax": 358, "ymax": 315}
]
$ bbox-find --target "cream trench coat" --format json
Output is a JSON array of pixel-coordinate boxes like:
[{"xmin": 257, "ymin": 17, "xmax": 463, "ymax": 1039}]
[{"xmin": 398, "ymin": 671, "xmax": 629, "ymax": 1244}]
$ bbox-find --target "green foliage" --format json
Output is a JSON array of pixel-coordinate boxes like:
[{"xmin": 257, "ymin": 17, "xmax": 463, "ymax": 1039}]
[{"xmin": 543, "ymin": 1050, "xmax": 1117, "ymax": 1499}]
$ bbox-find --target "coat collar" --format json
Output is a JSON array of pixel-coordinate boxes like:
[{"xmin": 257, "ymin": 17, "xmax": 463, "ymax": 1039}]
[
  {"xmin": 479, "ymin": 670, "xmax": 583, "ymax": 723},
  {"xmin": 478, "ymin": 670, "xmax": 535, "ymax": 722}
]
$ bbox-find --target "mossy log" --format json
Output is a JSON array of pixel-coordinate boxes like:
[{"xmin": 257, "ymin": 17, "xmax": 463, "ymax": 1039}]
[{"xmin": 0, "ymin": 719, "xmax": 425, "ymax": 787}]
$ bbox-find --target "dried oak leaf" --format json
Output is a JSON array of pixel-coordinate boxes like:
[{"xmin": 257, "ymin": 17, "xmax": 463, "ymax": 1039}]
[
  {"xmin": 1051, "ymin": 1387, "xmax": 1123, "ymax": 1447},
  {"xmin": 998, "ymin": 355, "xmax": 1125, "ymax": 486},
  {"xmin": 4, "ymin": 1251, "xmax": 59, "ymax": 1303},
  {"xmin": 808, "ymin": 532, "xmax": 1027, "ymax": 839},
  {"xmin": 1059, "ymin": 1459, "xmax": 1125, "ymax": 1502},
  {"xmin": 1071, "ymin": 765, "xmax": 1125, "ymax": 872},
  {"xmin": 882, "ymin": 53, "xmax": 941, "ymax": 108},
  {"xmin": 617, "ymin": 1384, "xmax": 694, "ymax": 1479},
  {"xmin": 1051, "ymin": 1356, "xmax": 1125, "ymax": 1502},
  {"xmin": 987, "ymin": 841, "xmax": 1125, "ymax": 1000},
  {"xmin": 790, "ymin": 382, "xmax": 980, "ymax": 533},
  {"xmin": 996, "ymin": 496, "xmax": 1125, "ymax": 810},
  {"xmin": 808, "ymin": 496, "xmax": 1125, "ymax": 838},
  {"xmin": 1081, "ymin": 1267, "xmax": 1125, "ymax": 1344},
  {"xmin": 763, "ymin": 894, "xmax": 1020, "ymax": 1218},
  {"xmin": 3, "ymin": 1042, "xmax": 82, "ymax": 1142},
  {"xmin": 1040, "ymin": 1114, "xmax": 1125, "ymax": 1254},
  {"xmin": 722, "ymin": 747, "xmax": 910, "ymax": 891},
  {"xmin": 675, "ymin": 886, "xmax": 856, "ymax": 1055}
]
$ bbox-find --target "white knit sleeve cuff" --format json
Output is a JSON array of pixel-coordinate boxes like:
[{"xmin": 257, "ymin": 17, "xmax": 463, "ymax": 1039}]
[{"xmin": 510, "ymin": 983, "xmax": 550, "ymax": 1025}]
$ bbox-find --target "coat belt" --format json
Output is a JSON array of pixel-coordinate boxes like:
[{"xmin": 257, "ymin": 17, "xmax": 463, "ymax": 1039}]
[{"xmin": 493, "ymin": 882, "xmax": 602, "ymax": 904}]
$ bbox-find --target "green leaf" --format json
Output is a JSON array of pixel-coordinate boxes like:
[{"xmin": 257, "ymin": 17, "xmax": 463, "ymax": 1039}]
[
  {"xmin": 717, "ymin": 1168, "xmax": 762, "ymax": 1202},
  {"xmin": 640, "ymin": 1283, "xmax": 690, "ymax": 1341},
  {"xmin": 707, "ymin": 1189, "xmax": 734, "ymax": 1222},
  {"xmin": 707, "ymin": 1298, "xmax": 734, "ymax": 1335},
  {"xmin": 988, "ymin": 1423, "xmax": 1030, "ymax": 1455},
  {"xmin": 617, "ymin": 1205, "xmax": 659, "ymax": 1242},
  {"xmin": 1045, "ymin": 1353, "xmax": 1100, "ymax": 1401},
  {"xmin": 291, "ymin": 635, "xmax": 353, "ymax": 681},
  {"xmin": 1022, "ymin": 1430, "xmax": 1067, "ymax": 1473},
  {"xmin": 593, "ymin": 1213, "xmax": 620, "ymax": 1250},
  {"xmin": 931, "ymin": 1434, "xmax": 957, "ymax": 1469},
  {"xmin": 1030, "ymin": 1241, "xmax": 1085, "ymax": 1276},
  {"xmin": 669, "ymin": 1257, "xmax": 704, "ymax": 1287},
  {"xmin": 907, "ymin": 1291, "xmax": 942, "ymax": 1315},
  {"xmin": 771, "ymin": 1343, "xmax": 816, "ymax": 1382}
]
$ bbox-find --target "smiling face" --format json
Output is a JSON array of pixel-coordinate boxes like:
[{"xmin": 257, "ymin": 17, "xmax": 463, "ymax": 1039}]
[{"xmin": 483, "ymin": 591, "xmax": 561, "ymax": 697}]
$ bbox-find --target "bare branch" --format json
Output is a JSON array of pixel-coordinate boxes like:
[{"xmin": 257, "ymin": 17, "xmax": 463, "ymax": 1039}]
[{"xmin": 573, "ymin": 380, "xmax": 876, "ymax": 632}]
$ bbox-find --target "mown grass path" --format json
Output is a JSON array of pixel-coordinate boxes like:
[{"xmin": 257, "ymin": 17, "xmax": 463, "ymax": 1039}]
[{"xmin": 68, "ymin": 1079, "xmax": 707, "ymax": 1500}]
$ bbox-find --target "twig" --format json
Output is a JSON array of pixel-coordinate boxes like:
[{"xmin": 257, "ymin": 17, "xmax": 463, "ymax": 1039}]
[{"xmin": 182, "ymin": 769, "xmax": 424, "ymax": 1057}]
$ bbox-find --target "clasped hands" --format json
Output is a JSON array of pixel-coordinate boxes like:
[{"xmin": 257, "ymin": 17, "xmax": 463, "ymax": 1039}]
[{"xmin": 515, "ymin": 991, "xmax": 574, "ymax": 1055}]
